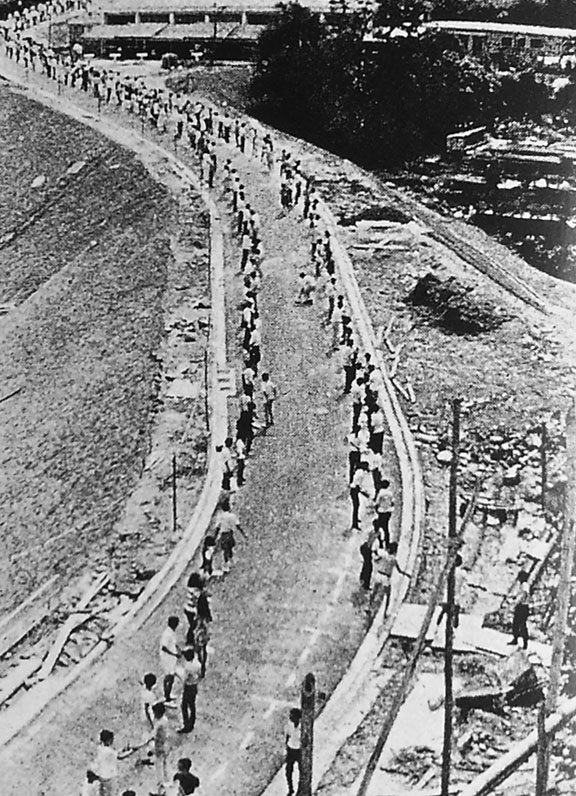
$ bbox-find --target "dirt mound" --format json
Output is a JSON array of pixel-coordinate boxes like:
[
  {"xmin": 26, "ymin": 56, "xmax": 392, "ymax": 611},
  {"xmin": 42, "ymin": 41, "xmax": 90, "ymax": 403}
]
[
  {"xmin": 406, "ymin": 272, "xmax": 513, "ymax": 334},
  {"xmin": 337, "ymin": 203, "xmax": 411, "ymax": 226}
]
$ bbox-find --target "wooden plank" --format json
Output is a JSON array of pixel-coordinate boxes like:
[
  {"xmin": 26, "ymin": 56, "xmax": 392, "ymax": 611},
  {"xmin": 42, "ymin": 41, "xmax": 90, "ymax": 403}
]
[
  {"xmin": 0, "ymin": 657, "xmax": 43, "ymax": 706},
  {"xmin": 0, "ymin": 575, "xmax": 59, "ymax": 636},
  {"xmin": 37, "ymin": 573, "xmax": 109, "ymax": 680}
]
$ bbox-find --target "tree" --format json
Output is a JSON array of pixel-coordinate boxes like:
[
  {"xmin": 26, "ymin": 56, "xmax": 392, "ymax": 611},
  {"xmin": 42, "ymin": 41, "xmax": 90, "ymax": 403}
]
[{"xmin": 250, "ymin": 2, "xmax": 503, "ymax": 168}]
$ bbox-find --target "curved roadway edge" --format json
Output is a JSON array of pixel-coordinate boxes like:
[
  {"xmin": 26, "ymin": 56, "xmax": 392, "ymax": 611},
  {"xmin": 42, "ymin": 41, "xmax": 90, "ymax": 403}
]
[
  {"xmin": 0, "ymin": 61, "xmax": 427, "ymax": 791},
  {"xmin": 0, "ymin": 61, "xmax": 228, "ymax": 748}
]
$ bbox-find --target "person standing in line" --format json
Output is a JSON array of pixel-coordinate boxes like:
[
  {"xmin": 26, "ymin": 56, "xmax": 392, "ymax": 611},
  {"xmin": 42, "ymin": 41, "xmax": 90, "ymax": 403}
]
[
  {"xmin": 92, "ymin": 730, "xmax": 131, "ymax": 796},
  {"xmin": 221, "ymin": 436, "xmax": 236, "ymax": 492},
  {"xmin": 184, "ymin": 572, "xmax": 202, "ymax": 646},
  {"xmin": 342, "ymin": 340, "xmax": 358, "ymax": 394},
  {"xmin": 350, "ymin": 461, "xmax": 371, "ymax": 531},
  {"xmin": 235, "ymin": 435, "xmax": 246, "ymax": 487},
  {"xmin": 508, "ymin": 570, "xmax": 530, "ymax": 650},
  {"xmin": 142, "ymin": 672, "xmax": 159, "ymax": 729},
  {"xmin": 173, "ymin": 758, "xmax": 200, "ymax": 795},
  {"xmin": 330, "ymin": 296, "xmax": 344, "ymax": 351},
  {"xmin": 350, "ymin": 377, "xmax": 365, "ymax": 434},
  {"xmin": 370, "ymin": 407, "xmax": 385, "ymax": 455},
  {"xmin": 285, "ymin": 708, "xmax": 302, "ymax": 796},
  {"xmin": 201, "ymin": 535, "xmax": 216, "ymax": 578},
  {"xmin": 373, "ymin": 480, "xmax": 394, "ymax": 547},
  {"xmin": 159, "ymin": 616, "xmax": 180, "ymax": 703},
  {"xmin": 175, "ymin": 648, "xmax": 203, "ymax": 734},
  {"xmin": 348, "ymin": 431, "xmax": 362, "ymax": 483},
  {"xmin": 359, "ymin": 538, "xmax": 374, "ymax": 591},
  {"xmin": 214, "ymin": 497, "xmax": 247, "ymax": 573},
  {"xmin": 147, "ymin": 702, "xmax": 170, "ymax": 795},
  {"xmin": 372, "ymin": 541, "xmax": 409, "ymax": 617},
  {"xmin": 261, "ymin": 372, "xmax": 277, "ymax": 430},
  {"xmin": 324, "ymin": 277, "xmax": 336, "ymax": 325}
]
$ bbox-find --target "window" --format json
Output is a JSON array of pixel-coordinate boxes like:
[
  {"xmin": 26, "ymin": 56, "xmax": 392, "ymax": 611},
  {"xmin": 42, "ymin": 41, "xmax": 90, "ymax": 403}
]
[
  {"xmin": 501, "ymin": 36, "xmax": 512, "ymax": 47},
  {"xmin": 174, "ymin": 13, "xmax": 204, "ymax": 24},
  {"xmin": 530, "ymin": 38, "xmax": 544, "ymax": 49},
  {"xmin": 105, "ymin": 13, "xmax": 135, "ymax": 25},
  {"xmin": 516, "ymin": 37, "xmax": 526, "ymax": 48},
  {"xmin": 140, "ymin": 12, "xmax": 169, "ymax": 23}
]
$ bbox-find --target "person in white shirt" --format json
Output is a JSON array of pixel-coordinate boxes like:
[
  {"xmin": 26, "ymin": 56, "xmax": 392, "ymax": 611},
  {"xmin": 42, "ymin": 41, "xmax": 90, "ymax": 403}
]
[
  {"xmin": 372, "ymin": 541, "xmax": 409, "ymax": 616},
  {"xmin": 373, "ymin": 480, "xmax": 394, "ymax": 546},
  {"xmin": 160, "ymin": 616, "xmax": 180, "ymax": 702},
  {"xmin": 261, "ymin": 372, "xmax": 278, "ymax": 429},
  {"xmin": 285, "ymin": 708, "xmax": 302, "ymax": 795},
  {"xmin": 350, "ymin": 462, "xmax": 372, "ymax": 531},
  {"xmin": 175, "ymin": 648, "xmax": 203, "ymax": 734},
  {"xmin": 92, "ymin": 729, "xmax": 131, "ymax": 796}
]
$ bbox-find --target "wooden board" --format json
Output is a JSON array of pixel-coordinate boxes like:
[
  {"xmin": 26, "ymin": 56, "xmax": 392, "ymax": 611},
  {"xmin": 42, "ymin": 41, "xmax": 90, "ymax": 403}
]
[{"xmin": 37, "ymin": 573, "xmax": 109, "ymax": 680}]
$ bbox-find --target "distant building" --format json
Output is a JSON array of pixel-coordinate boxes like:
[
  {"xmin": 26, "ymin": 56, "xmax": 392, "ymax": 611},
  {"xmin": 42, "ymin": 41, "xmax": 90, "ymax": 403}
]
[{"xmin": 426, "ymin": 20, "xmax": 576, "ymax": 67}]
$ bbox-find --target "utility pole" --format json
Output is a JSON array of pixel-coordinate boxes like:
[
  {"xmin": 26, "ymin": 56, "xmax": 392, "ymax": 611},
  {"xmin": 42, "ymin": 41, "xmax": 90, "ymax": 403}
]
[
  {"xmin": 171, "ymin": 453, "xmax": 178, "ymax": 535},
  {"xmin": 203, "ymin": 350, "xmax": 210, "ymax": 432},
  {"xmin": 537, "ymin": 399, "xmax": 576, "ymax": 795},
  {"xmin": 297, "ymin": 673, "xmax": 315, "ymax": 796},
  {"xmin": 441, "ymin": 397, "xmax": 462, "ymax": 796},
  {"xmin": 541, "ymin": 422, "xmax": 548, "ymax": 516}
]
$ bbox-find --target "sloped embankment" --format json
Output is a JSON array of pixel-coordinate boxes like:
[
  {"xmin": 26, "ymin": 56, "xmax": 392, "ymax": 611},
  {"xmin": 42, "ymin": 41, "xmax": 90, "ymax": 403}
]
[{"xmin": 0, "ymin": 85, "xmax": 178, "ymax": 613}]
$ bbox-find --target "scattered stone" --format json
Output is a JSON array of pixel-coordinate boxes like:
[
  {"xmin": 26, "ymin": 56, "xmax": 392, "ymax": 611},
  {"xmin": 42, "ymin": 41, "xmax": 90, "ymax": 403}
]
[
  {"xmin": 436, "ymin": 450, "xmax": 452, "ymax": 465},
  {"xmin": 30, "ymin": 175, "xmax": 46, "ymax": 189}
]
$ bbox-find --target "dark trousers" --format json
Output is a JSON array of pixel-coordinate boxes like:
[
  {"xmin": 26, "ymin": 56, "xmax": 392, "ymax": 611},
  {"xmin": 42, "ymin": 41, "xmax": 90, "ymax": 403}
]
[
  {"xmin": 237, "ymin": 458, "xmax": 245, "ymax": 486},
  {"xmin": 185, "ymin": 610, "xmax": 196, "ymax": 646},
  {"xmin": 264, "ymin": 400, "xmax": 274, "ymax": 427},
  {"xmin": 512, "ymin": 603, "xmax": 529, "ymax": 649},
  {"xmin": 181, "ymin": 684, "xmax": 198, "ymax": 732},
  {"xmin": 352, "ymin": 403, "xmax": 362, "ymax": 434},
  {"xmin": 163, "ymin": 673, "xmax": 175, "ymax": 701},
  {"xmin": 285, "ymin": 747, "xmax": 301, "ymax": 793},
  {"xmin": 349, "ymin": 450, "xmax": 360, "ymax": 482},
  {"xmin": 344, "ymin": 366, "xmax": 356, "ymax": 394},
  {"xmin": 351, "ymin": 487, "xmax": 360, "ymax": 529},
  {"xmin": 375, "ymin": 512, "xmax": 391, "ymax": 546},
  {"xmin": 371, "ymin": 431, "xmax": 384, "ymax": 454}
]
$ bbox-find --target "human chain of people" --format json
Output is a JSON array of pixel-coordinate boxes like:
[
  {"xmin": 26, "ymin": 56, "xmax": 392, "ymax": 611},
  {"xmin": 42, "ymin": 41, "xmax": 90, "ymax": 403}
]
[{"xmin": 0, "ymin": 13, "xmax": 412, "ymax": 796}]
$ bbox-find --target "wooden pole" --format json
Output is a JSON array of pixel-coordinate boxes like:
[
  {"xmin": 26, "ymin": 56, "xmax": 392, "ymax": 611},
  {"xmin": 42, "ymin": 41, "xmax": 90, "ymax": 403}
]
[
  {"xmin": 203, "ymin": 350, "xmax": 210, "ymax": 432},
  {"xmin": 535, "ymin": 700, "xmax": 548, "ymax": 796},
  {"xmin": 541, "ymin": 422, "xmax": 548, "ymax": 517},
  {"xmin": 537, "ymin": 400, "xmax": 576, "ymax": 793},
  {"xmin": 297, "ymin": 673, "xmax": 315, "ymax": 796},
  {"xmin": 172, "ymin": 454, "xmax": 177, "ymax": 535},
  {"xmin": 441, "ymin": 397, "xmax": 461, "ymax": 796}
]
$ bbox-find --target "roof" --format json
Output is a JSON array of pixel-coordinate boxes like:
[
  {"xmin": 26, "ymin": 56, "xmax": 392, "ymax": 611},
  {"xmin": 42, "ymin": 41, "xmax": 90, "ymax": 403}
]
[
  {"xmin": 427, "ymin": 20, "xmax": 576, "ymax": 39},
  {"xmin": 101, "ymin": 0, "xmax": 332, "ymax": 12},
  {"xmin": 83, "ymin": 21, "xmax": 264, "ymax": 40},
  {"xmin": 83, "ymin": 22, "xmax": 168, "ymax": 38}
]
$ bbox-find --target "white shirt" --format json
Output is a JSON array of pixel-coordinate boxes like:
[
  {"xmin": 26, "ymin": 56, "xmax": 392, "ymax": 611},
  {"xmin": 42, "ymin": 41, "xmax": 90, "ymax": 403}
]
[
  {"xmin": 160, "ymin": 627, "xmax": 178, "ymax": 673},
  {"xmin": 285, "ymin": 721, "xmax": 301, "ymax": 750},
  {"xmin": 93, "ymin": 745, "xmax": 118, "ymax": 780}
]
